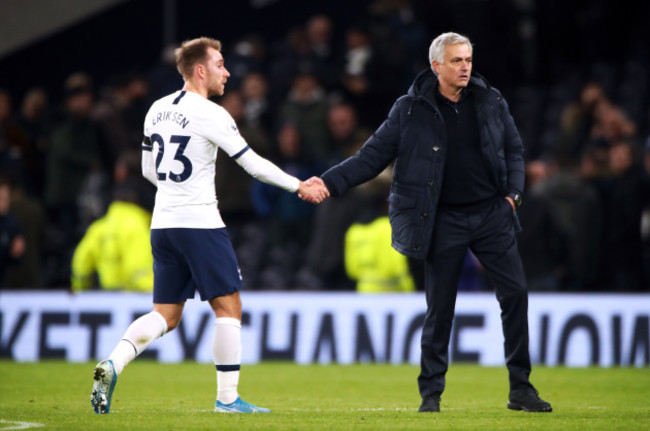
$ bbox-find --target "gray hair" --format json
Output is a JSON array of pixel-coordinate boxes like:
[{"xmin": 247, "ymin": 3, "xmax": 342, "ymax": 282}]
[{"xmin": 428, "ymin": 32, "xmax": 472, "ymax": 72}]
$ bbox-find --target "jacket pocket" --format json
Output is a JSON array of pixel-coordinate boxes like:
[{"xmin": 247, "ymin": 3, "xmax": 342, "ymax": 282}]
[{"xmin": 387, "ymin": 192, "xmax": 422, "ymax": 253}]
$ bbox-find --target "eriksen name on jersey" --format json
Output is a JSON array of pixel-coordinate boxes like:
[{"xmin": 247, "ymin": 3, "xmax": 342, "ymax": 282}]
[{"xmin": 151, "ymin": 110, "xmax": 190, "ymax": 129}]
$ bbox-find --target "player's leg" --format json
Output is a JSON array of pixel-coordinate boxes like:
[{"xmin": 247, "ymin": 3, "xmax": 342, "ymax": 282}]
[
  {"xmin": 109, "ymin": 302, "xmax": 184, "ymax": 375},
  {"xmin": 186, "ymin": 228, "xmax": 269, "ymax": 413},
  {"xmin": 210, "ymin": 293, "xmax": 241, "ymax": 404},
  {"xmin": 209, "ymin": 292, "xmax": 269, "ymax": 413},
  {"xmin": 91, "ymin": 228, "xmax": 192, "ymax": 414},
  {"xmin": 91, "ymin": 303, "xmax": 183, "ymax": 413}
]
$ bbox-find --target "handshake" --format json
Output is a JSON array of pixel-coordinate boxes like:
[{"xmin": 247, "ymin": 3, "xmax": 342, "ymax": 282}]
[{"xmin": 297, "ymin": 176, "xmax": 330, "ymax": 204}]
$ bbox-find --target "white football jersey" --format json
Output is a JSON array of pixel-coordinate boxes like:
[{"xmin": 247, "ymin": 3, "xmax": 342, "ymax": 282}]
[{"xmin": 142, "ymin": 90, "xmax": 298, "ymax": 229}]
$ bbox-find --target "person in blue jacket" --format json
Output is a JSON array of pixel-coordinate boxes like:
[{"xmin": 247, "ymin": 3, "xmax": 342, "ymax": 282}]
[{"xmin": 317, "ymin": 32, "xmax": 551, "ymax": 413}]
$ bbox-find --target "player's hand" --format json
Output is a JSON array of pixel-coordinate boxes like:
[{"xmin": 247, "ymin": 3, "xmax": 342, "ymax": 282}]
[{"xmin": 298, "ymin": 177, "xmax": 330, "ymax": 204}]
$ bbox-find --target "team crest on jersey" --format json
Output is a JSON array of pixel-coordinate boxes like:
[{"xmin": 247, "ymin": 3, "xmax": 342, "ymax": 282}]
[{"xmin": 228, "ymin": 119, "xmax": 239, "ymax": 135}]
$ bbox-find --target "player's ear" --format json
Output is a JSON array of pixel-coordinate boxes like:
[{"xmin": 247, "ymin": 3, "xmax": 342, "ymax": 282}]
[{"xmin": 196, "ymin": 64, "xmax": 205, "ymax": 79}]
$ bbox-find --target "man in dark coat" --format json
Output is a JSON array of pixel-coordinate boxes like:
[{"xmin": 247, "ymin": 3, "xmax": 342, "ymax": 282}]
[{"xmin": 314, "ymin": 32, "xmax": 551, "ymax": 413}]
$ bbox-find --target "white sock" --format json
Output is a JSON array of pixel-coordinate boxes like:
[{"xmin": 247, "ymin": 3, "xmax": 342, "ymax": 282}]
[
  {"xmin": 213, "ymin": 317, "xmax": 241, "ymax": 404},
  {"xmin": 108, "ymin": 311, "xmax": 168, "ymax": 375}
]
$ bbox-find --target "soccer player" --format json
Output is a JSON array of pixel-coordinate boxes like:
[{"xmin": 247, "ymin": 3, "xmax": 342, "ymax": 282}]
[{"xmin": 90, "ymin": 37, "xmax": 328, "ymax": 414}]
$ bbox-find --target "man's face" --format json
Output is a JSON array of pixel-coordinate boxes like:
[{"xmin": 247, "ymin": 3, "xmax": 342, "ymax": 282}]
[
  {"xmin": 0, "ymin": 94, "xmax": 11, "ymax": 122},
  {"xmin": 610, "ymin": 144, "xmax": 633, "ymax": 175},
  {"xmin": 432, "ymin": 43, "xmax": 472, "ymax": 90},
  {"xmin": 203, "ymin": 48, "xmax": 230, "ymax": 97},
  {"xmin": 0, "ymin": 185, "xmax": 10, "ymax": 215},
  {"xmin": 328, "ymin": 106, "xmax": 356, "ymax": 139}
]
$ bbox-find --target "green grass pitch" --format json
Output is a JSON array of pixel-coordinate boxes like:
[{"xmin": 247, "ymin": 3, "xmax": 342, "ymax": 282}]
[{"xmin": 0, "ymin": 361, "xmax": 648, "ymax": 430}]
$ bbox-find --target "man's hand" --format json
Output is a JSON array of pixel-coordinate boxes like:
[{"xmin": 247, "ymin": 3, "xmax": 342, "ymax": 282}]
[
  {"xmin": 505, "ymin": 196, "xmax": 515, "ymax": 211},
  {"xmin": 298, "ymin": 177, "xmax": 330, "ymax": 204}
]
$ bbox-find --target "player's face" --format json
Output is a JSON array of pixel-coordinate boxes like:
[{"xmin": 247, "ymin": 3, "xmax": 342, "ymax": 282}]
[
  {"xmin": 432, "ymin": 43, "xmax": 472, "ymax": 90},
  {"xmin": 204, "ymin": 48, "xmax": 230, "ymax": 97}
]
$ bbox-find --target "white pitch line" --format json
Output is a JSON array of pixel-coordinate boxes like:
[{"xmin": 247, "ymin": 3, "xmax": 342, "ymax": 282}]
[{"xmin": 0, "ymin": 420, "xmax": 44, "ymax": 430}]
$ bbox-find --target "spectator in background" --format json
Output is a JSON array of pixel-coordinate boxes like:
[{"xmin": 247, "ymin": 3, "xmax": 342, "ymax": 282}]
[
  {"xmin": 71, "ymin": 186, "xmax": 154, "ymax": 292},
  {"xmin": 222, "ymin": 34, "xmax": 268, "ymax": 90},
  {"xmin": 645, "ymin": 135, "xmax": 650, "ymax": 176},
  {"xmin": 579, "ymin": 145, "xmax": 614, "ymax": 289},
  {"xmin": 147, "ymin": 44, "xmax": 183, "ymax": 102},
  {"xmin": 306, "ymin": 104, "xmax": 372, "ymax": 290},
  {"xmin": 559, "ymin": 82, "xmax": 607, "ymax": 161},
  {"xmin": 111, "ymin": 149, "xmax": 156, "ymax": 213},
  {"xmin": 643, "ymin": 137, "xmax": 650, "ymax": 289},
  {"xmin": 602, "ymin": 141, "xmax": 649, "ymax": 291},
  {"xmin": 216, "ymin": 91, "xmax": 269, "ymax": 224},
  {"xmin": 517, "ymin": 161, "xmax": 570, "ymax": 291},
  {"xmin": 0, "ymin": 89, "xmax": 32, "ymax": 192},
  {"xmin": 268, "ymin": 27, "xmax": 312, "ymax": 104},
  {"xmin": 16, "ymin": 87, "xmax": 51, "ymax": 199},
  {"xmin": 217, "ymin": 90, "xmax": 272, "ymax": 289},
  {"xmin": 580, "ymin": 145, "xmax": 612, "ymax": 180},
  {"xmin": 44, "ymin": 72, "xmax": 105, "ymax": 252},
  {"xmin": 241, "ymin": 72, "xmax": 274, "ymax": 135},
  {"xmin": 344, "ymin": 168, "xmax": 415, "ymax": 293},
  {"xmin": 326, "ymin": 102, "xmax": 372, "ymax": 165},
  {"xmin": 0, "ymin": 176, "xmax": 26, "ymax": 287},
  {"xmin": 306, "ymin": 187, "xmax": 365, "ymax": 291},
  {"xmin": 93, "ymin": 72, "xmax": 149, "ymax": 171},
  {"xmin": 338, "ymin": 23, "xmax": 396, "ymax": 127},
  {"xmin": 71, "ymin": 149, "xmax": 154, "ymax": 292},
  {"xmin": 3, "ymin": 175, "xmax": 45, "ymax": 288},
  {"xmin": 590, "ymin": 101, "xmax": 637, "ymax": 148},
  {"xmin": 250, "ymin": 121, "xmax": 325, "ymax": 290},
  {"xmin": 367, "ymin": 0, "xmax": 428, "ymax": 90},
  {"xmin": 305, "ymin": 14, "xmax": 337, "ymax": 91},
  {"xmin": 251, "ymin": 122, "xmax": 321, "ymax": 250},
  {"xmin": 73, "ymin": 147, "xmax": 153, "ymax": 290},
  {"xmin": 279, "ymin": 70, "xmax": 329, "ymax": 161},
  {"xmin": 535, "ymin": 157, "xmax": 602, "ymax": 290}
]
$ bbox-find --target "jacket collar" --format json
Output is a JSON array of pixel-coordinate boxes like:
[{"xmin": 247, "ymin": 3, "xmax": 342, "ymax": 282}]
[{"xmin": 407, "ymin": 69, "xmax": 491, "ymax": 105}]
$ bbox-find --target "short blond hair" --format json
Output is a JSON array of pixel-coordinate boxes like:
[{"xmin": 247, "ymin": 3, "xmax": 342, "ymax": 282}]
[{"xmin": 175, "ymin": 37, "xmax": 222, "ymax": 79}]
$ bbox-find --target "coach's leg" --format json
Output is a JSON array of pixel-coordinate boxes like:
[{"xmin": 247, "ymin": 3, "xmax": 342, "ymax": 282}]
[
  {"xmin": 209, "ymin": 292, "xmax": 243, "ymax": 404},
  {"xmin": 471, "ymin": 200, "xmax": 532, "ymax": 391},
  {"xmin": 419, "ymin": 209, "xmax": 469, "ymax": 401}
]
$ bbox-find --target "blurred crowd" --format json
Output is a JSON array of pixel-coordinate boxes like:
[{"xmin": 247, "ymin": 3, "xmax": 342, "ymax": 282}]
[{"xmin": 1, "ymin": 4, "xmax": 649, "ymax": 292}]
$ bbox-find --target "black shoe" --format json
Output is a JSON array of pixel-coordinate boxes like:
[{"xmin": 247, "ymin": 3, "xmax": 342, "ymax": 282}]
[
  {"xmin": 418, "ymin": 395, "xmax": 441, "ymax": 412},
  {"xmin": 508, "ymin": 388, "xmax": 552, "ymax": 412}
]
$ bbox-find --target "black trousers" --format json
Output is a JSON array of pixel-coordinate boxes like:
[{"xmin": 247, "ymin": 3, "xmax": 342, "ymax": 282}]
[{"xmin": 418, "ymin": 198, "xmax": 533, "ymax": 398}]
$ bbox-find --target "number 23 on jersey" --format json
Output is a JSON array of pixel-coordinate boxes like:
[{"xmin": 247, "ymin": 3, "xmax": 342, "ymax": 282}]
[{"xmin": 146, "ymin": 134, "xmax": 193, "ymax": 183}]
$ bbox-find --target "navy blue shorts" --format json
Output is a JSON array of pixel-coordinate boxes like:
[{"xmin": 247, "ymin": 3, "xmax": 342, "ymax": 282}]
[{"xmin": 150, "ymin": 228, "xmax": 242, "ymax": 304}]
